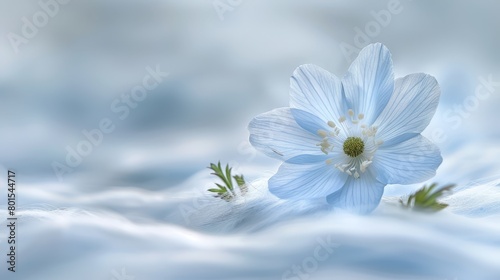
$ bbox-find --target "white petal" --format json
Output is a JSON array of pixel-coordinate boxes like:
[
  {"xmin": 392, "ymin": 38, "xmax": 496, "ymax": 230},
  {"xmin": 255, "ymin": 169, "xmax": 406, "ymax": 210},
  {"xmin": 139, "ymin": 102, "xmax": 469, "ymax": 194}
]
[
  {"xmin": 326, "ymin": 174, "xmax": 385, "ymax": 214},
  {"xmin": 269, "ymin": 159, "xmax": 348, "ymax": 199},
  {"xmin": 374, "ymin": 73, "xmax": 440, "ymax": 144},
  {"xmin": 290, "ymin": 108, "xmax": 331, "ymax": 135},
  {"xmin": 370, "ymin": 134, "xmax": 442, "ymax": 184},
  {"xmin": 290, "ymin": 64, "xmax": 347, "ymax": 127},
  {"xmin": 342, "ymin": 43, "xmax": 394, "ymax": 125},
  {"xmin": 248, "ymin": 108, "xmax": 322, "ymax": 161}
]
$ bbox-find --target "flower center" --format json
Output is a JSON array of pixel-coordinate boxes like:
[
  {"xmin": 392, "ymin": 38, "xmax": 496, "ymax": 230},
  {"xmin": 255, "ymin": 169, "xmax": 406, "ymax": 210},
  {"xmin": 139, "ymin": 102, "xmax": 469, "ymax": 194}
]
[
  {"xmin": 343, "ymin": 137, "xmax": 364, "ymax": 157},
  {"xmin": 316, "ymin": 109, "xmax": 384, "ymax": 179}
]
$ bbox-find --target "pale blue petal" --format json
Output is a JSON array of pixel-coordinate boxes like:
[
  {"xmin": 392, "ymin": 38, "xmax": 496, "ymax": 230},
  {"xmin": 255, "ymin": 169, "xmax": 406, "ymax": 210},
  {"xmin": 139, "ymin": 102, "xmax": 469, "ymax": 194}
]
[
  {"xmin": 374, "ymin": 73, "xmax": 440, "ymax": 144},
  {"xmin": 342, "ymin": 43, "xmax": 394, "ymax": 125},
  {"xmin": 326, "ymin": 175, "xmax": 385, "ymax": 214},
  {"xmin": 370, "ymin": 134, "xmax": 442, "ymax": 184},
  {"xmin": 285, "ymin": 154, "xmax": 330, "ymax": 164},
  {"xmin": 290, "ymin": 108, "xmax": 330, "ymax": 135},
  {"xmin": 380, "ymin": 132, "xmax": 419, "ymax": 148},
  {"xmin": 269, "ymin": 159, "xmax": 348, "ymax": 199},
  {"xmin": 289, "ymin": 64, "xmax": 347, "ymax": 126},
  {"xmin": 248, "ymin": 108, "xmax": 322, "ymax": 161}
]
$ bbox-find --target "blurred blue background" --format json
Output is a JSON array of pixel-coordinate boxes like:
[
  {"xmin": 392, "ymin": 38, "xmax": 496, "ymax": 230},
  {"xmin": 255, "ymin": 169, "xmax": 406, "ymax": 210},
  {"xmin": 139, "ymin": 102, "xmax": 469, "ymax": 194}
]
[
  {"xmin": 1, "ymin": 1, "xmax": 500, "ymax": 279},
  {"xmin": 0, "ymin": 0, "xmax": 499, "ymax": 190}
]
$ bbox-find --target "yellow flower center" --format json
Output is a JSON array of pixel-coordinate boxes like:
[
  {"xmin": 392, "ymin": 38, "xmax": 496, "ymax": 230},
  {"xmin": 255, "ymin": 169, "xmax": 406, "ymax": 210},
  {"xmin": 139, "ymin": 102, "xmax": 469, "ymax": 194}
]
[{"xmin": 343, "ymin": 137, "xmax": 364, "ymax": 158}]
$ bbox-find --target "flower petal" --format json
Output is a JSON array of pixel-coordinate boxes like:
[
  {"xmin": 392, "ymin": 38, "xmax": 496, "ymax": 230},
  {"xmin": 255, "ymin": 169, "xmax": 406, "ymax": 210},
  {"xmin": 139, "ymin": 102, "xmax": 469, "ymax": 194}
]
[
  {"xmin": 285, "ymin": 154, "xmax": 332, "ymax": 164},
  {"xmin": 342, "ymin": 43, "xmax": 394, "ymax": 125},
  {"xmin": 269, "ymin": 159, "xmax": 348, "ymax": 199},
  {"xmin": 369, "ymin": 134, "xmax": 442, "ymax": 184},
  {"xmin": 290, "ymin": 108, "xmax": 330, "ymax": 135},
  {"xmin": 248, "ymin": 108, "xmax": 322, "ymax": 161},
  {"xmin": 289, "ymin": 64, "xmax": 347, "ymax": 126},
  {"xmin": 374, "ymin": 73, "xmax": 440, "ymax": 144},
  {"xmin": 326, "ymin": 175, "xmax": 385, "ymax": 214}
]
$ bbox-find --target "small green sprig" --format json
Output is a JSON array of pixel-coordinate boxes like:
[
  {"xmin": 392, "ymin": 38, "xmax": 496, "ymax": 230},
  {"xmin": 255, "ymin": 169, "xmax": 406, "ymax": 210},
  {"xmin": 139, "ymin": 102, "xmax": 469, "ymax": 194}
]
[
  {"xmin": 207, "ymin": 162, "xmax": 247, "ymax": 201},
  {"xmin": 400, "ymin": 183, "xmax": 455, "ymax": 212}
]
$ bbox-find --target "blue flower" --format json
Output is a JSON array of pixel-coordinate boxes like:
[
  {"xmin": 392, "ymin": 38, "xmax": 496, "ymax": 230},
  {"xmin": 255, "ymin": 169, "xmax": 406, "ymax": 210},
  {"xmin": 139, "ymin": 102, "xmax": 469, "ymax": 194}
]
[{"xmin": 248, "ymin": 43, "xmax": 442, "ymax": 213}]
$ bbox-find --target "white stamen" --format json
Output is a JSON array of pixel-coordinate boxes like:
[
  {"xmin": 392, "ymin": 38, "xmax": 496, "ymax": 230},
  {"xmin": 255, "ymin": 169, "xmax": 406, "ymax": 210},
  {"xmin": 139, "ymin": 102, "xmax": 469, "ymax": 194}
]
[
  {"xmin": 317, "ymin": 130, "xmax": 328, "ymax": 138},
  {"xmin": 360, "ymin": 160, "xmax": 372, "ymax": 173},
  {"xmin": 322, "ymin": 110, "xmax": 382, "ymax": 179},
  {"xmin": 334, "ymin": 164, "xmax": 344, "ymax": 172},
  {"xmin": 362, "ymin": 126, "xmax": 378, "ymax": 137}
]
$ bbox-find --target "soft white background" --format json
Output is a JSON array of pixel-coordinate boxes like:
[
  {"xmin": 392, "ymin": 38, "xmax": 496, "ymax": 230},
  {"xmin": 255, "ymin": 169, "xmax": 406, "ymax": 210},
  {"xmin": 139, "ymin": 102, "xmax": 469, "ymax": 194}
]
[{"xmin": 0, "ymin": 0, "xmax": 499, "ymax": 279}]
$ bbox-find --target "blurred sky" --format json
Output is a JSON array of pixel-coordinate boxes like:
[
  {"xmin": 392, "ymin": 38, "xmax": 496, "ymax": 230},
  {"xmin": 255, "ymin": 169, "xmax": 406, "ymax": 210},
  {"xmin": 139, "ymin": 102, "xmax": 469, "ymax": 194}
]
[{"xmin": 0, "ymin": 0, "xmax": 499, "ymax": 191}]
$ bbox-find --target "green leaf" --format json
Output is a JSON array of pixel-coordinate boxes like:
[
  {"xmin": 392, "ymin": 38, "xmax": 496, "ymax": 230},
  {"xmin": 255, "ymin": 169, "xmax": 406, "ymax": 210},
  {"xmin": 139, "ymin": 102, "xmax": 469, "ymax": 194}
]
[
  {"xmin": 400, "ymin": 183, "xmax": 455, "ymax": 212},
  {"xmin": 233, "ymin": 175, "xmax": 245, "ymax": 187},
  {"xmin": 207, "ymin": 162, "xmax": 247, "ymax": 202},
  {"xmin": 210, "ymin": 163, "xmax": 226, "ymax": 184},
  {"xmin": 215, "ymin": 183, "xmax": 226, "ymax": 190},
  {"xmin": 207, "ymin": 188, "xmax": 223, "ymax": 193},
  {"xmin": 225, "ymin": 164, "xmax": 234, "ymax": 191},
  {"xmin": 233, "ymin": 175, "xmax": 247, "ymax": 195}
]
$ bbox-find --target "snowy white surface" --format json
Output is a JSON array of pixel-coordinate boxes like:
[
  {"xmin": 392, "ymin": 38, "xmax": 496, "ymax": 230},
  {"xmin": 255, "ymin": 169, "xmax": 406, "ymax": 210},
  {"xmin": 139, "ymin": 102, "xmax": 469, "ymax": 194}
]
[{"xmin": 1, "ymin": 153, "xmax": 500, "ymax": 280}]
